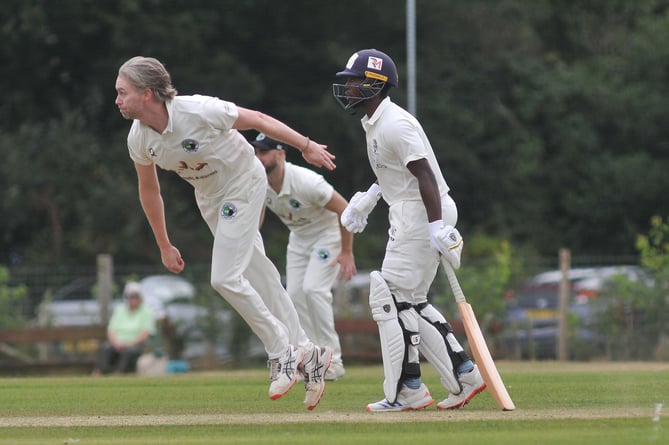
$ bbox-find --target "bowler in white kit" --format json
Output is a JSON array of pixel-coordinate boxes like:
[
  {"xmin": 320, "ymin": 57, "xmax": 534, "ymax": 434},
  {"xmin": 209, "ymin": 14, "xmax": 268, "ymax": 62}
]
[{"xmin": 115, "ymin": 56, "xmax": 333, "ymax": 410}]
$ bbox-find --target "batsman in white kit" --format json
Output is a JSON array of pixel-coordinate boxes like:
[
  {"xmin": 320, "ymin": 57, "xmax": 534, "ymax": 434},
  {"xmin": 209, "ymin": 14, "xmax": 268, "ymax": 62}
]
[
  {"xmin": 253, "ymin": 133, "xmax": 357, "ymax": 381},
  {"xmin": 115, "ymin": 56, "xmax": 333, "ymax": 410},
  {"xmin": 333, "ymin": 49, "xmax": 487, "ymax": 411}
]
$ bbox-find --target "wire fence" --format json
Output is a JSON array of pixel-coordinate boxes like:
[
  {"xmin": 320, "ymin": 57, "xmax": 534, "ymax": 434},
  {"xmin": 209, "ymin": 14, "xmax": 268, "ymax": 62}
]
[
  {"xmin": 4, "ymin": 252, "xmax": 666, "ymax": 366},
  {"xmin": 4, "ymin": 253, "xmax": 641, "ymax": 324}
]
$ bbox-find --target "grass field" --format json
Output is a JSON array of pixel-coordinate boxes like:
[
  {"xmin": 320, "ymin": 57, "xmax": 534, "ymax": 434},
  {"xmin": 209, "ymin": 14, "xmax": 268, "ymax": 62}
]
[{"xmin": 0, "ymin": 361, "xmax": 667, "ymax": 444}]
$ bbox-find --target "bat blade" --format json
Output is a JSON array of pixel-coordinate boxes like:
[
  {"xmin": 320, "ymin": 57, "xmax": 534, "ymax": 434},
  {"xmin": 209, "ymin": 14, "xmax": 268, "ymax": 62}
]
[
  {"xmin": 457, "ymin": 301, "xmax": 516, "ymax": 411},
  {"xmin": 441, "ymin": 257, "xmax": 515, "ymax": 411}
]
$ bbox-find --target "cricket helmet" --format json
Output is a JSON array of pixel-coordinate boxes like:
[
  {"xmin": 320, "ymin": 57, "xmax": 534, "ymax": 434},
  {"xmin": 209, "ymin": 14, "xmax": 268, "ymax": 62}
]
[{"xmin": 332, "ymin": 48, "xmax": 398, "ymax": 112}]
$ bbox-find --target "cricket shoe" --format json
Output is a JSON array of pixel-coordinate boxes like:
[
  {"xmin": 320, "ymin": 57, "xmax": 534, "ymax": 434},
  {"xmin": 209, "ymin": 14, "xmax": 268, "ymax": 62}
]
[
  {"xmin": 366, "ymin": 383, "xmax": 434, "ymax": 412},
  {"xmin": 325, "ymin": 361, "xmax": 346, "ymax": 381},
  {"xmin": 437, "ymin": 364, "xmax": 486, "ymax": 410},
  {"xmin": 268, "ymin": 345, "xmax": 305, "ymax": 400},
  {"xmin": 302, "ymin": 344, "xmax": 332, "ymax": 410}
]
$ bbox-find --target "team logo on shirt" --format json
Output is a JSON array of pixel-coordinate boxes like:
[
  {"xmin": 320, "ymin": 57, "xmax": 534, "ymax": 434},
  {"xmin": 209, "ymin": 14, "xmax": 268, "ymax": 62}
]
[
  {"xmin": 221, "ymin": 203, "xmax": 237, "ymax": 219},
  {"xmin": 289, "ymin": 198, "xmax": 302, "ymax": 210},
  {"xmin": 181, "ymin": 139, "xmax": 200, "ymax": 153},
  {"xmin": 148, "ymin": 147, "xmax": 157, "ymax": 157},
  {"xmin": 178, "ymin": 161, "xmax": 208, "ymax": 171},
  {"xmin": 371, "ymin": 139, "xmax": 387, "ymax": 169},
  {"xmin": 316, "ymin": 249, "xmax": 330, "ymax": 261}
]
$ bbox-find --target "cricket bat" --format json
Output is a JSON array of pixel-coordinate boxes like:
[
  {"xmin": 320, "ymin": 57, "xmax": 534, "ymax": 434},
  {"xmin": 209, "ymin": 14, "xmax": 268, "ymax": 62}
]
[{"xmin": 441, "ymin": 257, "xmax": 516, "ymax": 411}]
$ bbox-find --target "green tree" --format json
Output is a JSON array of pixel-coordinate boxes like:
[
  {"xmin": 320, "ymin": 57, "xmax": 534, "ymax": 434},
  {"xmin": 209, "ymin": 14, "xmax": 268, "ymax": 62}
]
[{"xmin": 3, "ymin": 0, "xmax": 669, "ymax": 267}]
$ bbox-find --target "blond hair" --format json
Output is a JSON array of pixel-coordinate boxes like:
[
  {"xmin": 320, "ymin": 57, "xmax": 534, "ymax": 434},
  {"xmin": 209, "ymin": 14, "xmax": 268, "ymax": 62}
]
[{"xmin": 118, "ymin": 56, "xmax": 177, "ymax": 102}]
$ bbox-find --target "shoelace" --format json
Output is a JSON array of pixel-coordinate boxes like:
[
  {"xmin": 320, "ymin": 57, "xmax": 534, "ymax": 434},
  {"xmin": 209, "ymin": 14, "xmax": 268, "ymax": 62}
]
[
  {"xmin": 305, "ymin": 351, "xmax": 324, "ymax": 383},
  {"xmin": 267, "ymin": 359, "xmax": 281, "ymax": 382},
  {"xmin": 283, "ymin": 352, "xmax": 297, "ymax": 378},
  {"xmin": 269, "ymin": 348, "xmax": 299, "ymax": 381}
]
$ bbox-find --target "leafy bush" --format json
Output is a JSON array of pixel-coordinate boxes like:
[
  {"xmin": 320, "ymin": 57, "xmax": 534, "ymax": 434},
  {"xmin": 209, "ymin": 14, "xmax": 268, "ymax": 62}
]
[
  {"xmin": 431, "ymin": 232, "xmax": 514, "ymax": 344},
  {"xmin": 0, "ymin": 266, "xmax": 29, "ymax": 329},
  {"xmin": 596, "ymin": 216, "xmax": 669, "ymax": 360}
]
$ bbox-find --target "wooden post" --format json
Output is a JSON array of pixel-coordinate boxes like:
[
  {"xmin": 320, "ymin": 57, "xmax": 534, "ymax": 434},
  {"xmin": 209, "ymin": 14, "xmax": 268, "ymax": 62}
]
[
  {"xmin": 97, "ymin": 254, "xmax": 114, "ymax": 325},
  {"xmin": 557, "ymin": 248, "xmax": 571, "ymax": 361}
]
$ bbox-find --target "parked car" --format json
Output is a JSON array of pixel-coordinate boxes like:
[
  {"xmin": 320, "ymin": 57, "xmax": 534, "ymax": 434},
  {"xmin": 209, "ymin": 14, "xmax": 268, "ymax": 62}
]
[
  {"xmin": 35, "ymin": 275, "xmax": 237, "ymax": 362},
  {"xmin": 501, "ymin": 266, "xmax": 643, "ymax": 360},
  {"xmin": 36, "ymin": 276, "xmax": 123, "ymax": 327}
]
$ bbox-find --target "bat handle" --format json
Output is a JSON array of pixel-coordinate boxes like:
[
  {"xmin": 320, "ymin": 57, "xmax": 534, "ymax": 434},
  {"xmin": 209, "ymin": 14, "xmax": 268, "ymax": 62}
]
[{"xmin": 441, "ymin": 257, "xmax": 467, "ymax": 304}]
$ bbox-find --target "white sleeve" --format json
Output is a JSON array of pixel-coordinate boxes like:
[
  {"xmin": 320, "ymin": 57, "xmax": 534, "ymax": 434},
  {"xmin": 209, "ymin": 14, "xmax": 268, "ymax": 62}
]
[
  {"xmin": 200, "ymin": 95, "xmax": 239, "ymax": 131},
  {"xmin": 127, "ymin": 121, "xmax": 153, "ymax": 165}
]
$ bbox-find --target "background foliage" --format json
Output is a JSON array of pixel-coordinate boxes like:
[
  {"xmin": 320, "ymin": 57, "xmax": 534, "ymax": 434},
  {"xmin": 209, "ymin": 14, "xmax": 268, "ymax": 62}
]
[
  {"xmin": 596, "ymin": 216, "xmax": 669, "ymax": 360},
  {"xmin": 0, "ymin": 266, "xmax": 28, "ymax": 329},
  {"xmin": 2, "ymin": 0, "xmax": 669, "ymax": 270}
]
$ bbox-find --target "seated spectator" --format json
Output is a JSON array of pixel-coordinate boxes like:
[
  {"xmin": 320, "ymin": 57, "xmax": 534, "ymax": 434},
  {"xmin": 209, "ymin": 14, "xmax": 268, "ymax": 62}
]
[{"xmin": 92, "ymin": 282, "xmax": 156, "ymax": 375}]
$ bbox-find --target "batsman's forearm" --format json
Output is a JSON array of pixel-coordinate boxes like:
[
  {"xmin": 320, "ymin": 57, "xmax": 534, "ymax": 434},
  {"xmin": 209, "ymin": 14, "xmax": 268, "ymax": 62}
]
[
  {"xmin": 407, "ymin": 159, "xmax": 441, "ymax": 222},
  {"xmin": 419, "ymin": 187, "xmax": 442, "ymax": 223}
]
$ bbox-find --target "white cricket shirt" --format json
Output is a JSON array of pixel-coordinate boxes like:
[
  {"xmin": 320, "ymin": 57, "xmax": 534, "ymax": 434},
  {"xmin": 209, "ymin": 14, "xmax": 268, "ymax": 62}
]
[
  {"xmin": 264, "ymin": 162, "xmax": 338, "ymax": 239},
  {"xmin": 127, "ymin": 95, "xmax": 255, "ymax": 197},
  {"xmin": 361, "ymin": 97, "xmax": 450, "ymax": 206}
]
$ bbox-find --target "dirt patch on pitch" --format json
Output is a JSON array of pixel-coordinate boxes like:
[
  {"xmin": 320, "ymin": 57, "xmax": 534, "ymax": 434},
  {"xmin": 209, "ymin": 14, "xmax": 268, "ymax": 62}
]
[
  {"xmin": 0, "ymin": 407, "xmax": 656, "ymax": 427},
  {"xmin": 2, "ymin": 362, "xmax": 667, "ymax": 427}
]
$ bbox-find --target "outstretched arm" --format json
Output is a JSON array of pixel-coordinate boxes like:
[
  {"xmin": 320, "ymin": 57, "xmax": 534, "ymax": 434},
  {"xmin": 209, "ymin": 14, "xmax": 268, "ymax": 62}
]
[
  {"xmin": 234, "ymin": 107, "xmax": 336, "ymax": 170},
  {"xmin": 135, "ymin": 162, "xmax": 184, "ymax": 273}
]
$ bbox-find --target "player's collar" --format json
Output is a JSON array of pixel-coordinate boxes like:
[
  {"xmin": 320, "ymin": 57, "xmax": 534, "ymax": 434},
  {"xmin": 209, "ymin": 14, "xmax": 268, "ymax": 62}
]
[
  {"xmin": 361, "ymin": 96, "xmax": 391, "ymax": 127},
  {"xmin": 163, "ymin": 99, "xmax": 175, "ymax": 134},
  {"xmin": 277, "ymin": 162, "xmax": 293, "ymax": 197}
]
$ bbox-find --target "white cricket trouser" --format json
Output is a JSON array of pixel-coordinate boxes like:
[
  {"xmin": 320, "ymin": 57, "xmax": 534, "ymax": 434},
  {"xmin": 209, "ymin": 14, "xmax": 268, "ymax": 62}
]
[
  {"xmin": 196, "ymin": 159, "xmax": 310, "ymax": 359},
  {"xmin": 381, "ymin": 196, "xmax": 458, "ymax": 304},
  {"xmin": 285, "ymin": 230, "xmax": 343, "ymax": 365},
  {"xmin": 378, "ymin": 196, "xmax": 461, "ymax": 381}
]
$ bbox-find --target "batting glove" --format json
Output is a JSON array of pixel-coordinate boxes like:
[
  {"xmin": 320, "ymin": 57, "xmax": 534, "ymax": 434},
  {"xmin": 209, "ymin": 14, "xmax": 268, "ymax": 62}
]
[
  {"xmin": 341, "ymin": 183, "xmax": 382, "ymax": 233},
  {"xmin": 429, "ymin": 220, "xmax": 464, "ymax": 269}
]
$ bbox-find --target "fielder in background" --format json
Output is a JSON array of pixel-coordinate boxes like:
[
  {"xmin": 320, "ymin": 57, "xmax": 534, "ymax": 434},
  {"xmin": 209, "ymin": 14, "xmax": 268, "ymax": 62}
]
[
  {"xmin": 252, "ymin": 133, "xmax": 357, "ymax": 381},
  {"xmin": 115, "ymin": 56, "xmax": 334, "ymax": 410},
  {"xmin": 93, "ymin": 282, "xmax": 156, "ymax": 375},
  {"xmin": 332, "ymin": 48, "xmax": 486, "ymax": 412}
]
